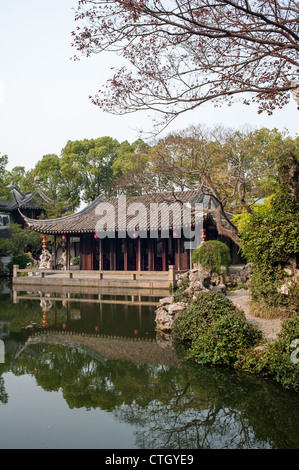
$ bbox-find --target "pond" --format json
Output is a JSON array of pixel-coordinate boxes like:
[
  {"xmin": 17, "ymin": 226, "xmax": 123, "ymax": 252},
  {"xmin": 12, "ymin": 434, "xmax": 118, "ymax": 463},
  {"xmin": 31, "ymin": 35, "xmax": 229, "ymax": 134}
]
[{"xmin": 0, "ymin": 280, "xmax": 298, "ymax": 450}]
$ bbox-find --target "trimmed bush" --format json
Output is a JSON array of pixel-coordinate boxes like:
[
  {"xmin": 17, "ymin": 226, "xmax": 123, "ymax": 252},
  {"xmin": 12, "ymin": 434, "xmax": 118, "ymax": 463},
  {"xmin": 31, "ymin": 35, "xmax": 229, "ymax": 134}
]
[
  {"xmin": 173, "ymin": 290, "xmax": 239, "ymax": 341},
  {"xmin": 191, "ymin": 240, "xmax": 231, "ymax": 275},
  {"xmin": 173, "ymin": 291, "xmax": 261, "ymax": 365}
]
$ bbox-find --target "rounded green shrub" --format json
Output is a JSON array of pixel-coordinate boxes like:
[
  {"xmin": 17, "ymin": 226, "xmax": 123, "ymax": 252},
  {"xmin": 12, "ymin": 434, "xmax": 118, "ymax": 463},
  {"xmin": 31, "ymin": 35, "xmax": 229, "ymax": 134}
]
[
  {"xmin": 190, "ymin": 314, "xmax": 262, "ymax": 365},
  {"xmin": 173, "ymin": 290, "xmax": 240, "ymax": 341},
  {"xmin": 191, "ymin": 240, "xmax": 231, "ymax": 275},
  {"xmin": 173, "ymin": 291, "xmax": 262, "ymax": 366}
]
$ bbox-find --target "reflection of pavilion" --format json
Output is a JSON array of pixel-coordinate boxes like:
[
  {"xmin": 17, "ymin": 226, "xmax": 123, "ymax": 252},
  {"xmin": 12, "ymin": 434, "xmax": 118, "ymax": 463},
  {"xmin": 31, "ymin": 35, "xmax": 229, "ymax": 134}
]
[
  {"xmin": 13, "ymin": 284, "xmax": 165, "ymax": 307},
  {"xmin": 14, "ymin": 331, "xmax": 180, "ymax": 367},
  {"xmin": 13, "ymin": 284, "xmax": 161, "ymax": 340}
]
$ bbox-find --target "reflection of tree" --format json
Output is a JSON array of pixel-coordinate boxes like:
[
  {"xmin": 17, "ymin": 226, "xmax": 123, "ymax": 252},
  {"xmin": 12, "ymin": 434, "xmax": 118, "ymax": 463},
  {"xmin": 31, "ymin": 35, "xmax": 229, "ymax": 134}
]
[
  {"xmin": 10, "ymin": 343, "xmax": 299, "ymax": 449},
  {"xmin": 114, "ymin": 370, "xmax": 269, "ymax": 449},
  {"xmin": 0, "ymin": 376, "xmax": 8, "ymax": 405},
  {"xmin": 117, "ymin": 401, "xmax": 259, "ymax": 449}
]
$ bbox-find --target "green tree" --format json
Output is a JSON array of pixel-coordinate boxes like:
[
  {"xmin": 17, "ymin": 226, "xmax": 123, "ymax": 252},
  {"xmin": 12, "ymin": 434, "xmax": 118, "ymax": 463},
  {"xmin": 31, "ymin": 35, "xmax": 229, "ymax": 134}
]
[
  {"xmin": 30, "ymin": 154, "xmax": 79, "ymax": 217},
  {"xmin": 111, "ymin": 139, "xmax": 151, "ymax": 195},
  {"xmin": 0, "ymin": 154, "xmax": 10, "ymax": 200},
  {"xmin": 60, "ymin": 136, "xmax": 120, "ymax": 202},
  {"xmin": 8, "ymin": 166, "xmax": 31, "ymax": 194},
  {"xmin": 0, "ymin": 224, "xmax": 43, "ymax": 257},
  {"xmin": 235, "ymin": 191, "xmax": 299, "ymax": 314}
]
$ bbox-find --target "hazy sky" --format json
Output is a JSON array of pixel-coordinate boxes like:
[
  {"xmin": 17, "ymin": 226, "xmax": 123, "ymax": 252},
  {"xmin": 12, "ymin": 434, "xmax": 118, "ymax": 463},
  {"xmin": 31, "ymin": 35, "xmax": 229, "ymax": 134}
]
[{"xmin": 1, "ymin": 0, "xmax": 298, "ymax": 172}]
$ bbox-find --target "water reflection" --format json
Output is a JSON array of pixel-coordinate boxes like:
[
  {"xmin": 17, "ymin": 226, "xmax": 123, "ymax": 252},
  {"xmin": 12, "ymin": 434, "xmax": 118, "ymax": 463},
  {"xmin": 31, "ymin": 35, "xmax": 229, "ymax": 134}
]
[
  {"xmin": 12, "ymin": 284, "xmax": 162, "ymax": 339},
  {"xmin": 0, "ymin": 281, "xmax": 299, "ymax": 449}
]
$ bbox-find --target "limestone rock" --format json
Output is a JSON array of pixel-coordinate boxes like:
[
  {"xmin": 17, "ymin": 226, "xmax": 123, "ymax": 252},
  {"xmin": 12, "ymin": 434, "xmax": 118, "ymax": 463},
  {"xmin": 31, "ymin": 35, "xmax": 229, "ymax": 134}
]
[
  {"xmin": 277, "ymin": 268, "xmax": 299, "ymax": 296},
  {"xmin": 211, "ymin": 284, "xmax": 226, "ymax": 294},
  {"xmin": 227, "ymin": 264, "xmax": 253, "ymax": 286},
  {"xmin": 158, "ymin": 296, "xmax": 173, "ymax": 306},
  {"xmin": 168, "ymin": 302, "xmax": 189, "ymax": 315},
  {"xmin": 38, "ymin": 250, "xmax": 53, "ymax": 269},
  {"xmin": 155, "ymin": 297, "xmax": 188, "ymax": 332}
]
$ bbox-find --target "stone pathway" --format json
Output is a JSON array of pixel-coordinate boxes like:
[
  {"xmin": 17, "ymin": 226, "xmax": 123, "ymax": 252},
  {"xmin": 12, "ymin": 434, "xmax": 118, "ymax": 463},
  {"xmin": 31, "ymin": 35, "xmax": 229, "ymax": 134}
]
[{"xmin": 227, "ymin": 289, "xmax": 283, "ymax": 341}]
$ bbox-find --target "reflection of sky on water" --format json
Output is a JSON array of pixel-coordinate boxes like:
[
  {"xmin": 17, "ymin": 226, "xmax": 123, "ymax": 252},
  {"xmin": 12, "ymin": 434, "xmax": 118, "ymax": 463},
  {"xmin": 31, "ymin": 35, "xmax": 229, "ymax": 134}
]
[{"xmin": 1, "ymin": 372, "xmax": 137, "ymax": 449}]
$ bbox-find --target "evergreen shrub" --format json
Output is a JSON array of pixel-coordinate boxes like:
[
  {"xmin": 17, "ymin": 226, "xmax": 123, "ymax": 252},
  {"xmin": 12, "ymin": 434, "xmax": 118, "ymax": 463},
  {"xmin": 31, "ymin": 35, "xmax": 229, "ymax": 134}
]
[
  {"xmin": 191, "ymin": 240, "xmax": 231, "ymax": 275},
  {"xmin": 72, "ymin": 256, "xmax": 80, "ymax": 266},
  {"xmin": 173, "ymin": 291, "xmax": 262, "ymax": 365}
]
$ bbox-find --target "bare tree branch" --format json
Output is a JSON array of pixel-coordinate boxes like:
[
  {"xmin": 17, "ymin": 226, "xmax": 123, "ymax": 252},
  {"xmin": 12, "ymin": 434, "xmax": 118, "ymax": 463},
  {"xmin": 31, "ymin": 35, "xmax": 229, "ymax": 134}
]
[{"xmin": 72, "ymin": 0, "xmax": 299, "ymax": 130}]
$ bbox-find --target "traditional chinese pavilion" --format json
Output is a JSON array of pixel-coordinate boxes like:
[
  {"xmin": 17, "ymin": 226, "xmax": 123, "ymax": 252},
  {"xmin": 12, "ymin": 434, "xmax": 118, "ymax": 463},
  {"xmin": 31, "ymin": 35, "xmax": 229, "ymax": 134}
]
[{"xmin": 21, "ymin": 190, "xmax": 242, "ymax": 271}]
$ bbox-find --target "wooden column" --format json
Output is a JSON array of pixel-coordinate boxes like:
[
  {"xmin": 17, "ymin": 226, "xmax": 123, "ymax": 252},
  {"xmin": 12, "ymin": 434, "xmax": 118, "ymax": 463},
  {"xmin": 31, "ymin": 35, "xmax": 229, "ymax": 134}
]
[
  {"xmin": 80, "ymin": 237, "xmax": 85, "ymax": 270},
  {"xmin": 99, "ymin": 239, "xmax": 102, "ymax": 271},
  {"xmin": 109, "ymin": 239, "xmax": 113, "ymax": 270},
  {"xmin": 162, "ymin": 239, "xmax": 167, "ymax": 271},
  {"xmin": 67, "ymin": 235, "xmax": 71, "ymax": 270},
  {"xmin": 178, "ymin": 238, "xmax": 181, "ymax": 270},
  {"xmin": 113, "ymin": 239, "xmax": 116, "ymax": 270},
  {"xmin": 53, "ymin": 234, "xmax": 57, "ymax": 270},
  {"xmin": 137, "ymin": 238, "xmax": 141, "ymax": 271},
  {"xmin": 147, "ymin": 238, "xmax": 152, "ymax": 271},
  {"xmin": 124, "ymin": 238, "xmax": 128, "ymax": 271},
  {"xmin": 152, "ymin": 239, "xmax": 156, "ymax": 271}
]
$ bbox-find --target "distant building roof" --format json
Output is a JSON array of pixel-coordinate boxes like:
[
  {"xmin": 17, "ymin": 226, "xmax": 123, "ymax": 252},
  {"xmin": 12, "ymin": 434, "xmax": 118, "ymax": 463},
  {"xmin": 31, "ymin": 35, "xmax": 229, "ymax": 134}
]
[
  {"xmin": 0, "ymin": 182, "xmax": 51, "ymax": 239},
  {"xmin": 0, "ymin": 182, "xmax": 50, "ymax": 213}
]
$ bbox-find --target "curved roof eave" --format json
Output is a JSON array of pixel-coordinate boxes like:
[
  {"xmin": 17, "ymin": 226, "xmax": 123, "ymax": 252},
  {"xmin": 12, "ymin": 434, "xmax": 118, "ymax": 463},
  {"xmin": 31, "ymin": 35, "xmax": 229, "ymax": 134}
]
[{"xmin": 19, "ymin": 194, "xmax": 107, "ymax": 234}]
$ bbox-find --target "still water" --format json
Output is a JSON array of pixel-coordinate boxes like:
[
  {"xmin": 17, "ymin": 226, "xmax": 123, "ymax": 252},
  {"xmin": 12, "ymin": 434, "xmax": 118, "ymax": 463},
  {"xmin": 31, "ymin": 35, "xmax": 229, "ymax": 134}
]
[{"xmin": 0, "ymin": 280, "xmax": 298, "ymax": 449}]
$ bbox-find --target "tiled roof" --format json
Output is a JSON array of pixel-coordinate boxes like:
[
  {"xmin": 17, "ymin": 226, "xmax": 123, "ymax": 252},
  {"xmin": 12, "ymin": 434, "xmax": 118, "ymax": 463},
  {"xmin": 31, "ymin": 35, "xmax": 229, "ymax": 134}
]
[
  {"xmin": 0, "ymin": 184, "xmax": 49, "ymax": 212},
  {"xmin": 21, "ymin": 190, "xmax": 220, "ymax": 235}
]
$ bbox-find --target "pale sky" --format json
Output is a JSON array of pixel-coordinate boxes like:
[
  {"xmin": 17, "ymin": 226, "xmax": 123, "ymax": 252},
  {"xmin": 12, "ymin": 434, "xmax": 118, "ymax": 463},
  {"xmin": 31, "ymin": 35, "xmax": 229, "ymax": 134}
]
[{"xmin": 0, "ymin": 0, "xmax": 298, "ymax": 172}]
